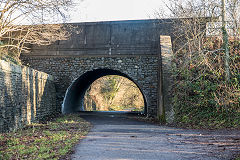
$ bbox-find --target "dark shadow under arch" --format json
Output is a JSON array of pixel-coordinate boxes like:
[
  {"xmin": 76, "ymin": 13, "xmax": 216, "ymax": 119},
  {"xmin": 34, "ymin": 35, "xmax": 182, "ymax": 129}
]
[{"xmin": 62, "ymin": 69, "xmax": 147, "ymax": 114}]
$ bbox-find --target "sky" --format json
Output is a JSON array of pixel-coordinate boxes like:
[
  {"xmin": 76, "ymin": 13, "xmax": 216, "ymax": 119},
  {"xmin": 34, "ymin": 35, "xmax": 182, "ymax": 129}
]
[{"xmin": 68, "ymin": 0, "xmax": 168, "ymax": 22}]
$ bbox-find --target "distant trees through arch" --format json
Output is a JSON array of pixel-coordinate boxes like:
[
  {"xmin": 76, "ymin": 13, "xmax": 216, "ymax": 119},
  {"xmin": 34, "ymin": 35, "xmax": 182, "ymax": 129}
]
[{"xmin": 84, "ymin": 75, "xmax": 144, "ymax": 112}]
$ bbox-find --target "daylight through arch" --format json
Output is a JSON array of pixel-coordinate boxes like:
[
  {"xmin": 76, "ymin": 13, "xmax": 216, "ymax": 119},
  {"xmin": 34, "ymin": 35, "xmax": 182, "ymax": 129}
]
[
  {"xmin": 62, "ymin": 69, "xmax": 147, "ymax": 114},
  {"xmin": 83, "ymin": 75, "xmax": 144, "ymax": 112}
]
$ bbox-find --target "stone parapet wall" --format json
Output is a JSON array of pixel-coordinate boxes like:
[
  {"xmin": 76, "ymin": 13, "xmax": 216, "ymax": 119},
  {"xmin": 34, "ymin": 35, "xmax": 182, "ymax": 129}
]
[
  {"xmin": 0, "ymin": 60, "xmax": 56, "ymax": 132},
  {"xmin": 26, "ymin": 19, "xmax": 174, "ymax": 56}
]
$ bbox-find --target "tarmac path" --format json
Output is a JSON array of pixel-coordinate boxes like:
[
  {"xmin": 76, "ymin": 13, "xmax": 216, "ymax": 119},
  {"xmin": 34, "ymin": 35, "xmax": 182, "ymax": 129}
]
[{"xmin": 71, "ymin": 112, "xmax": 240, "ymax": 160}]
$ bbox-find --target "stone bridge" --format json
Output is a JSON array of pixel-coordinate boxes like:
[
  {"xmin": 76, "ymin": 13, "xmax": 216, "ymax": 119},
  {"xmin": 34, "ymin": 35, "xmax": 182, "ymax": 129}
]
[{"xmin": 21, "ymin": 19, "xmax": 174, "ymax": 122}]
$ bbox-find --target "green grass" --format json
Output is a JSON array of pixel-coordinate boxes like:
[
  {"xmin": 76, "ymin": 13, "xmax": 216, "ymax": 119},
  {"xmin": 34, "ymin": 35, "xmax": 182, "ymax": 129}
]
[
  {"xmin": 236, "ymin": 154, "xmax": 240, "ymax": 160},
  {"xmin": 0, "ymin": 114, "xmax": 91, "ymax": 160}
]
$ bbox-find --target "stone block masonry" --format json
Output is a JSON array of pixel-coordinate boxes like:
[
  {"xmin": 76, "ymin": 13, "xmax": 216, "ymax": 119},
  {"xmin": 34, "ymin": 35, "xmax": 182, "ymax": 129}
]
[
  {"xmin": 21, "ymin": 55, "xmax": 160, "ymax": 116},
  {"xmin": 0, "ymin": 60, "xmax": 56, "ymax": 132}
]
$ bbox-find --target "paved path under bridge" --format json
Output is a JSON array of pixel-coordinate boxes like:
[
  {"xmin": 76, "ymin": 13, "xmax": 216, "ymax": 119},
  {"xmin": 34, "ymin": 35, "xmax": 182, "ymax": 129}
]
[{"xmin": 71, "ymin": 112, "xmax": 240, "ymax": 160}]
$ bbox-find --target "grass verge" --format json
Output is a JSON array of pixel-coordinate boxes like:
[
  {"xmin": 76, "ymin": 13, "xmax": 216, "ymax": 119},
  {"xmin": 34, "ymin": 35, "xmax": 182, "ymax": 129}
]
[{"xmin": 0, "ymin": 114, "xmax": 91, "ymax": 160}]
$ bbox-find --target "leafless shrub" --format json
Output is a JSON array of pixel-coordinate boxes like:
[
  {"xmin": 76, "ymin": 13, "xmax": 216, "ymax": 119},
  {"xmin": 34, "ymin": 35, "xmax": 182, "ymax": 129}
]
[
  {"xmin": 156, "ymin": 0, "xmax": 240, "ymax": 128},
  {"xmin": 0, "ymin": 0, "xmax": 76, "ymax": 63}
]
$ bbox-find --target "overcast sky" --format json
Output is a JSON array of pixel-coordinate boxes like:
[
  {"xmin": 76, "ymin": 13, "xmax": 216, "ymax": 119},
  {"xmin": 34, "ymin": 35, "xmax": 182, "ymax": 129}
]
[{"xmin": 68, "ymin": 0, "xmax": 168, "ymax": 22}]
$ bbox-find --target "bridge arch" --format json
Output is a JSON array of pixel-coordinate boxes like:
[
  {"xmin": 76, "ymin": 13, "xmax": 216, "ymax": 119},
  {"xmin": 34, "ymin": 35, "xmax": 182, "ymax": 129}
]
[{"xmin": 62, "ymin": 68, "xmax": 147, "ymax": 114}]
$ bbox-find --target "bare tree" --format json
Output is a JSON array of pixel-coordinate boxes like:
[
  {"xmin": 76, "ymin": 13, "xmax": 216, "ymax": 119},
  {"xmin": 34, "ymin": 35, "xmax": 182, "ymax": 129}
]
[
  {"xmin": 155, "ymin": 0, "xmax": 240, "ymax": 128},
  {"xmin": 159, "ymin": 0, "xmax": 239, "ymax": 79},
  {"xmin": 84, "ymin": 75, "xmax": 144, "ymax": 111},
  {"xmin": 227, "ymin": 0, "xmax": 240, "ymax": 36},
  {"xmin": 0, "ymin": 0, "xmax": 76, "ymax": 62},
  {"xmin": 221, "ymin": 0, "xmax": 230, "ymax": 82}
]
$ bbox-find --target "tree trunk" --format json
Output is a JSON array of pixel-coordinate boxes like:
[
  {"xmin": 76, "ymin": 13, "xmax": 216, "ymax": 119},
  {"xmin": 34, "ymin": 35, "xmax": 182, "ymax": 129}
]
[{"xmin": 222, "ymin": 0, "xmax": 230, "ymax": 82}]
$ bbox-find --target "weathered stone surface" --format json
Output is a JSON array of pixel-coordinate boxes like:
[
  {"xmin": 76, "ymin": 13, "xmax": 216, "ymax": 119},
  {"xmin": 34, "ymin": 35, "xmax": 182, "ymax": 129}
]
[
  {"xmin": 0, "ymin": 60, "xmax": 56, "ymax": 132},
  {"xmin": 23, "ymin": 19, "xmax": 175, "ymax": 56},
  {"xmin": 21, "ymin": 56, "xmax": 159, "ymax": 117},
  {"xmin": 160, "ymin": 36, "xmax": 174, "ymax": 123}
]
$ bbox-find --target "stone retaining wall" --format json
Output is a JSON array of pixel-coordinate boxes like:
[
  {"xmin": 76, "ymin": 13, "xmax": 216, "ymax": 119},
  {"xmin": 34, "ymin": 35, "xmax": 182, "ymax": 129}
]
[{"xmin": 0, "ymin": 60, "xmax": 56, "ymax": 132}]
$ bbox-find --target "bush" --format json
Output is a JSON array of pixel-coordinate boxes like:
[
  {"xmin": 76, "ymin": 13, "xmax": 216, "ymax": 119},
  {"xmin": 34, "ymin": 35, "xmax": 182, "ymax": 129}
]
[{"xmin": 172, "ymin": 37, "xmax": 240, "ymax": 129}]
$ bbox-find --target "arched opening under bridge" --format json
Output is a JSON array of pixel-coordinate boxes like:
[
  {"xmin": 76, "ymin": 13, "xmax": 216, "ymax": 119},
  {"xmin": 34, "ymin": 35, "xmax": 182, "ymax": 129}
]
[{"xmin": 62, "ymin": 69, "xmax": 147, "ymax": 114}]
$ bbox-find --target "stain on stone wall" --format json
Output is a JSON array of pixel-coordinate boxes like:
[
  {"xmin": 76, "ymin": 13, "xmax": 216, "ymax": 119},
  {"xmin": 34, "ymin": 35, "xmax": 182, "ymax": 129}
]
[{"xmin": 0, "ymin": 60, "xmax": 56, "ymax": 132}]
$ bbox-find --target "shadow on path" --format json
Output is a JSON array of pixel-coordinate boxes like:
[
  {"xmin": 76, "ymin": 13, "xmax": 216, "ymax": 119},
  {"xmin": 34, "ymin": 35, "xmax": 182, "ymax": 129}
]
[{"xmin": 72, "ymin": 111, "xmax": 240, "ymax": 160}]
